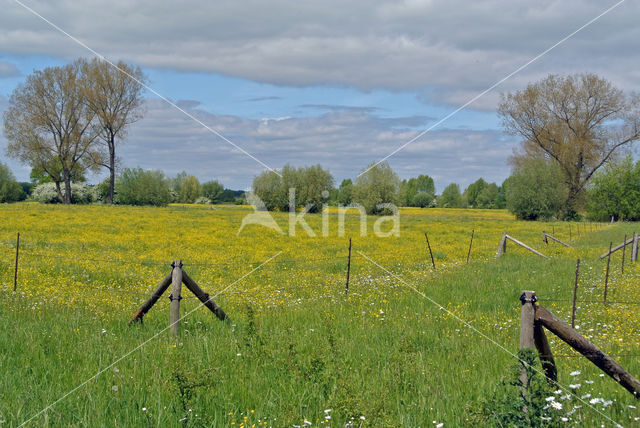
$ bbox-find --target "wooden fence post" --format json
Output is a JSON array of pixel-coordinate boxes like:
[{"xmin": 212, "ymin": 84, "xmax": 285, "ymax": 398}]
[
  {"xmin": 425, "ymin": 233, "xmax": 435, "ymax": 269},
  {"xmin": 571, "ymin": 259, "xmax": 580, "ymax": 329},
  {"xmin": 632, "ymin": 233, "xmax": 639, "ymax": 263},
  {"xmin": 170, "ymin": 260, "xmax": 183, "ymax": 338},
  {"xmin": 569, "ymin": 224, "xmax": 572, "ymax": 241},
  {"xmin": 497, "ymin": 232, "xmax": 507, "ymax": 257},
  {"xmin": 604, "ymin": 242, "xmax": 612, "ymax": 303},
  {"xmin": 13, "ymin": 232, "xmax": 20, "ymax": 292},
  {"xmin": 520, "ymin": 290, "xmax": 537, "ymax": 403},
  {"xmin": 622, "ymin": 234, "xmax": 627, "ymax": 274},
  {"xmin": 345, "ymin": 238, "xmax": 352, "ymax": 294},
  {"xmin": 466, "ymin": 229, "xmax": 474, "ymax": 264}
]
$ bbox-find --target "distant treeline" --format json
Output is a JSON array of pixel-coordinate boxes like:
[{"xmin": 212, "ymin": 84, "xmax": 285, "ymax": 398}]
[{"xmin": 3, "ymin": 156, "xmax": 639, "ymax": 222}]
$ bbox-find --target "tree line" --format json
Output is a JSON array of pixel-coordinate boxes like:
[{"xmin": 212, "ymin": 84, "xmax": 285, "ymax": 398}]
[
  {"xmin": 3, "ymin": 64, "xmax": 639, "ymax": 218},
  {"xmin": 251, "ymin": 162, "xmax": 507, "ymax": 214},
  {"xmin": 0, "ymin": 163, "xmax": 244, "ymax": 206}
]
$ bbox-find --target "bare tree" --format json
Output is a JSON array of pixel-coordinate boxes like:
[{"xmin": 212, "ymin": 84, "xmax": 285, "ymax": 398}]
[
  {"xmin": 3, "ymin": 60, "xmax": 99, "ymax": 203},
  {"xmin": 81, "ymin": 58, "xmax": 146, "ymax": 204},
  {"xmin": 499, "ymin": 73, "xmax": 640, "ymax": 218}
]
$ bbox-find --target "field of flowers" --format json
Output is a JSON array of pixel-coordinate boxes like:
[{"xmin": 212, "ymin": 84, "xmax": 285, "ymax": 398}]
[{"xmin": 1, "ymin": 202, "xmax": 639, "ymax": 426}]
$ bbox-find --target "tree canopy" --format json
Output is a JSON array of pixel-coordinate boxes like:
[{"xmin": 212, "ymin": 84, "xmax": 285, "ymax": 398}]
[
  {"xmin": 4, "ymin": 60, "xmax": 100, "ymax": 203},
  {"xmin": 505, "ymin": 158, "xmax": 566, "ymax": 220},
  {"xmin": 352, "ymin": 162, "xmax": 400, "ymax": 214},
  {"xmin": 499, "ymin": 73, "xmax": 640, "ymax": 219}
]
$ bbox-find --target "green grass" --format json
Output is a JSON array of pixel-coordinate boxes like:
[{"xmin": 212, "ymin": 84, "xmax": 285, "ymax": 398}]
[{"xmin": 1, "ymin": 205, "xmax": 639, "ymax": 427}]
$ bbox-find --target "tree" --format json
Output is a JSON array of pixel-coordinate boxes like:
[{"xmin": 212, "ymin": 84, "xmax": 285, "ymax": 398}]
[
  {"xmin": 353, "ymin": 162, "xmax": 400, "ymax": 214},
  {"xmin": 587, "ymin": 156, "xmax": 640, "ymax": 221},
  {"xmin": 0, "ymin": 162, "xmax": 25, "ymax": 203},
  {"xmin": 4, "ymin": 60, "xmax": 100, "ymax": 203},
  {"xmin": 400, "ymin": 174, "xmax": 436, "ymax": 207},
  {"xmin": 202, "ymin": 180, "xmax": 224, "ymax": 203},
  {"xmin": 81, "ymin": 58, "xmax": 146, "ymax": 204},
  {"xmin": 438, "ymin": 183, "xmax": 462, "ymax": 208},
  {"xmin": 337, "ymin": 179, "xmax": 353, "ymax": 205},
  {"xmin": 499, "ymin": 73, "xmax": 640, "ymax": 218},
  {"xmin": 476, "ymin": 182, "xmax": 500, "ymax": 209},
  {"xmin": 180, "ymin": 175, "xmax": 201, "ymax": 203},
  {"xmin": 464, "ymin": 178, "xmax": 488, "ymax": 208},
  {"xmin": 412, "ymin": 191, "xmax": 432, "ymax": 208},
  {"xmin": 252, "ymin": 164, "xmax": 334, "ymax": 212},
  {"xmin": 115, "ymin": 168, "xmax": 171, "ymax": 206},
  {"xmin": 252, "ymin": 170, "xmax": 285, "ymax": 211},
  {"xmin": 505, "ymin": 158, "xmax": 566, "ymax": 220}
]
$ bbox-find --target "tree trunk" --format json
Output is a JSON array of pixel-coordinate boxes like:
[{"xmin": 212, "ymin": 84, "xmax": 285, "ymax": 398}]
[
  {"xmin": 54, "ymin": 181, "xmax": 64, "ymax": 203},
  {"xmin": 563, "ymin": 187, "xmax": 580, "ymax": 220},
  {"xmin": 106, "ymin": 133, "xmax": 116, "ymax": 204},
  {"xmin": 63, "ymin": 171, "xmax": 73, "ymax": 204}
]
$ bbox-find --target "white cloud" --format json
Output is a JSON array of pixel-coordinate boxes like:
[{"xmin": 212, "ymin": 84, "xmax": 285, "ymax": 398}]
[{"xmin": 0, "ymin": 1, "xmax": 636, "ymax": 109}]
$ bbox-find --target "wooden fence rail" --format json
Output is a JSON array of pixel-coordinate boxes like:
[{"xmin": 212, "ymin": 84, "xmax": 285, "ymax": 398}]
[{"xmin": 520, "ymin": 290, "xmax": 640, "ymax": 398}]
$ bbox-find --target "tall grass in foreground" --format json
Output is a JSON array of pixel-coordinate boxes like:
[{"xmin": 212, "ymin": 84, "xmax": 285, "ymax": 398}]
[{"xmin": 0, "ymin": 204, "xmax": 638, "ymax": 426}]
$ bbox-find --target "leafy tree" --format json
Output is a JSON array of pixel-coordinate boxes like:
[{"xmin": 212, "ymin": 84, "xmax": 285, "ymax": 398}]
[
  {"xmin": 219, "ymin": 189, "xmax": 241, "ymax": 203},
  {"xmin": 399, "ymin": 174, "xmax": 435, "ymax": 206},
  {"xmin": 499, "ymin": 73, "xmax": 640, "ymax": 218},
  {"xmin": 0, "ymin": 162, "xmax": 25, "ymax": 202},
  {"xmin": 438, "ymin": 183, "xmax": 462, "ymax": 208},
  {"xmin": 353, "ymin": 162, "xmax": 400, "ymax": 215},
  {"xmin": 476, "ymin": 182, "xmax": 500, "ymax": 209},
  {"xmin": 202, "ymin": 180, "xmax": 225, "ymax": 203},
  {"xmin": 587, "ymin": 156, "xmax": 640, "ymax": 221},
  {"xmin": 412, "ymin": 191, "xmax": 432, "ymax": 208},
  {"xmin": 506, "ymin": 158, "xmax": 566, "ymax": 220},
  {"xmin": 115, "ymin": 168, "xmax": 171, "ymax": 206},
  {"xmin": 180, "ymin": 175, "xmax": 201, "ymax": 203},
  {"xmin": 296, "ymin": 164, "xmax": 334, "ymax": 212},
  {"xmin": 81, "ymin": 58, "xmax": 146, "ymax": 204},
  {"xmin": 252, "ymin": 164, "xmax": 334, "ymax": 212},
  {"xmin": 464, "ymin": 178, "xmax": 488, "ymax": 208},
  {"xmin": 4, "ymin": 60, "xmax": 100, "ymax": 203},
  {"xmin": 337, "ymin": 179, "xmax": 353, "ymax": 205},
  {"xmin": 170, "ymin": 171, "xmax": 189, "ymax": 200},
  {"xmin": 252, "ymin": 170, "xmax": 285, "ymax": 211}
]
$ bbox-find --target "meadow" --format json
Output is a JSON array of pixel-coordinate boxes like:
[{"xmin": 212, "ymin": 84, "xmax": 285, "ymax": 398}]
[{"xmin": 1, "ymin": 203, "xmax": 639, "ymax": 427}]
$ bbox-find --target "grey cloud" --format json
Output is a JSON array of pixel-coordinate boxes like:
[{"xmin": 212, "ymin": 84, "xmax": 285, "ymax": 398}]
[
  {"xmin": 0, "ymin": 1, "xmax": 637, "ymax": 109},
  {"xmin": 0, "ymin": 61, "xmax": 20, "ymax": 78},
  {"xmin": 117, "ymin": 98, "xmax": 515, "ymax": 190}
]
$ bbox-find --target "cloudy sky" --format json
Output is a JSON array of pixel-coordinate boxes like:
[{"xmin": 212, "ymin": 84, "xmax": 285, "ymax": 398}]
[{"xmin": 0, "ymin": 0, "xmax": 638, "ymax": 192}]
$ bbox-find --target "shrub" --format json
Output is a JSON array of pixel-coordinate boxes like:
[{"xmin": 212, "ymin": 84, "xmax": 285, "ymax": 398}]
[
  {"xmin": 412, "ymin": 191, "xmax": 433, "ymax": 208},
  {"xmin": 115, "ymin": 168, "xmax": 171, "ymax": 206},
  {"xmin": 506, "ymin": 158, "xmax": 566, "ymax": 220},
  {"xmin": 31, "ymin": 182, "xmax": 93, "ymax": 204},
  {"xmin": 0, "ymin": 162, "xmax": 25, "ymax": 203},
  {"xmin": 587, "ymin": 156, "xmax": 640, "ymax": 221}
]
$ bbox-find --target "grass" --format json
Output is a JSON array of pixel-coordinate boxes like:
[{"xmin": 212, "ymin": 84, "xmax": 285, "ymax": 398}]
[{"xmin": 0, "ymin": 203, "xmax": 639, "ymax": 426}]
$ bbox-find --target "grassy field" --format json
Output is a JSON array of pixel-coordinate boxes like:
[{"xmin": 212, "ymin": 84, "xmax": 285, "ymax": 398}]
[{"xmin": 1, "ymin": 203, "xmax": 639, "ymax": 427}]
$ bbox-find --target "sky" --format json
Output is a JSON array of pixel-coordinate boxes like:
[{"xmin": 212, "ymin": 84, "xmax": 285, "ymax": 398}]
[{"xmin": 0, "ymin": 0, "xmax": 638, "ymax": 192}]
